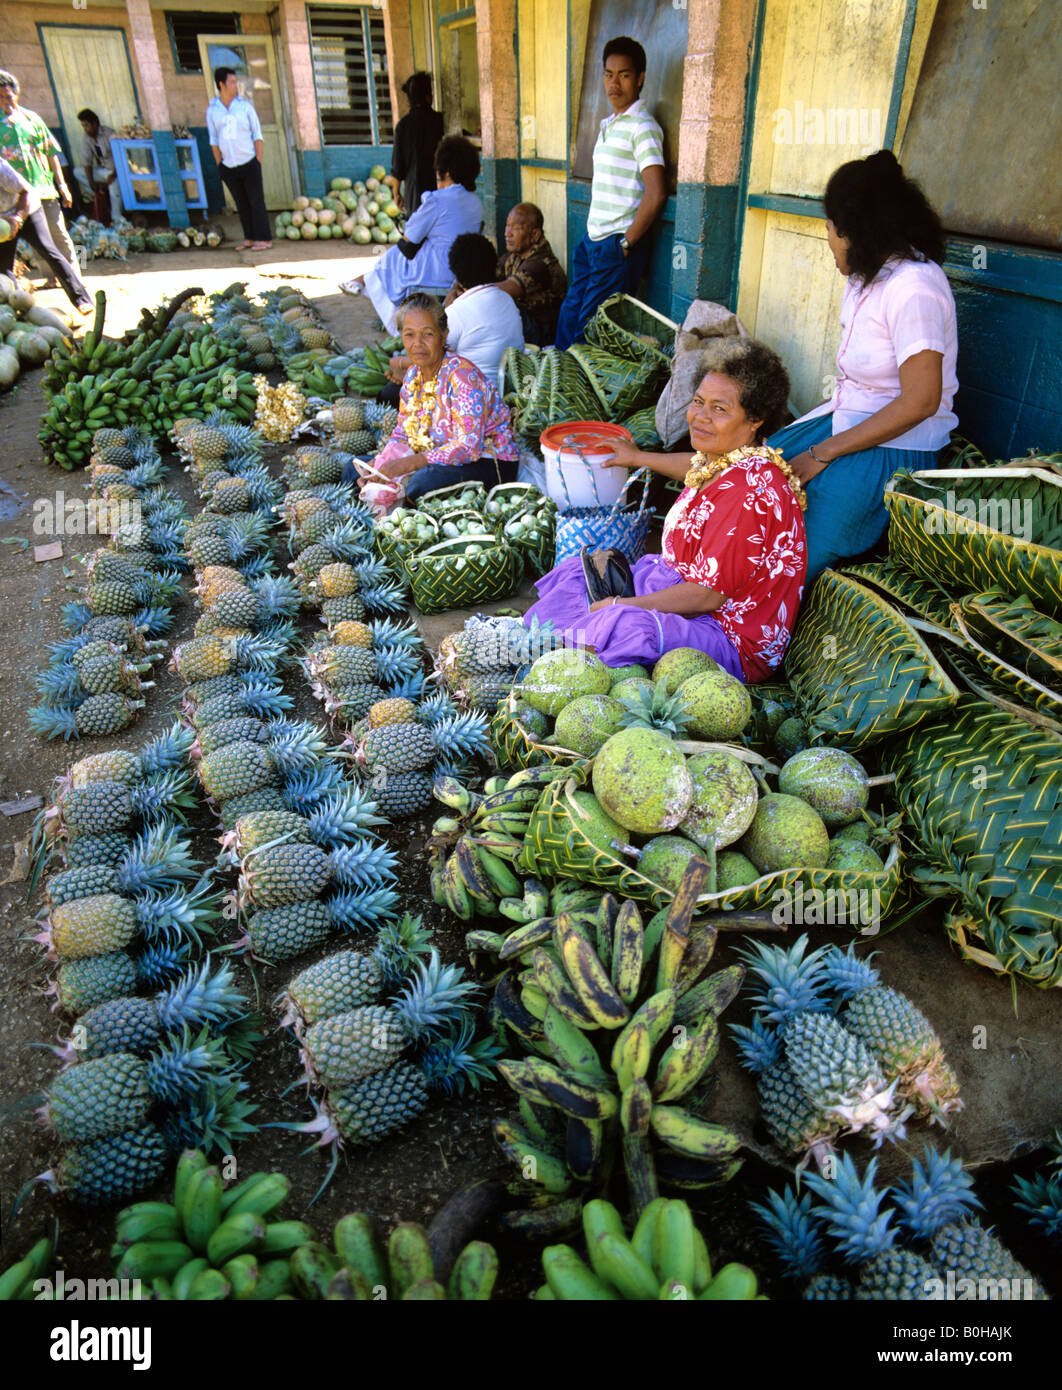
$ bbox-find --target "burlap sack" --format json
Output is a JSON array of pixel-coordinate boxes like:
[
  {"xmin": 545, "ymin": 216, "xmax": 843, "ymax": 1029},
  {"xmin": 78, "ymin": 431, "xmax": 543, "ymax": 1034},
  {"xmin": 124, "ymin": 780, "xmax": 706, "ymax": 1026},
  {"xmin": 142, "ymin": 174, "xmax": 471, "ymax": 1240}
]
[{"xmin": 654, "ymin": 301, "xmax": 750, "ymax": 447}]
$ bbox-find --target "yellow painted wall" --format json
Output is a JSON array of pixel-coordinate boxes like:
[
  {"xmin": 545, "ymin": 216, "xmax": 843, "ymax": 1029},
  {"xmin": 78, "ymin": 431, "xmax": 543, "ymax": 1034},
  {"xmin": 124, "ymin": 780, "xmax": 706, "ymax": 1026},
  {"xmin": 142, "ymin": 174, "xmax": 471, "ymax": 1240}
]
[{"xmin": 517, "ymin": 0, "xmax": 569, "ymax": 261}]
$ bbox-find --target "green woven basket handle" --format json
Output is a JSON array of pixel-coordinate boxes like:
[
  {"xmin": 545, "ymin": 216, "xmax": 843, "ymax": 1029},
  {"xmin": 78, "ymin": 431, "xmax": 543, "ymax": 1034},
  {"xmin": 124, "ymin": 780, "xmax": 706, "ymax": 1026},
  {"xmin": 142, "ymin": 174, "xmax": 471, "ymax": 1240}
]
[{"xmin": 556, "ymin": 432, "xmax": 650, "ymax": 517}]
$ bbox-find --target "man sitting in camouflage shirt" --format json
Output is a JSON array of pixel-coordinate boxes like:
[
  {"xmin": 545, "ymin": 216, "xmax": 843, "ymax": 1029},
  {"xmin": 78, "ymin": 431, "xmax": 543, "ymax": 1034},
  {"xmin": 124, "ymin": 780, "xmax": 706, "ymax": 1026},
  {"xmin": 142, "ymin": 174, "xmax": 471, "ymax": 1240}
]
[{"xmin": 495, "ymin": 203, "xmax": 567, "ymax": 346}]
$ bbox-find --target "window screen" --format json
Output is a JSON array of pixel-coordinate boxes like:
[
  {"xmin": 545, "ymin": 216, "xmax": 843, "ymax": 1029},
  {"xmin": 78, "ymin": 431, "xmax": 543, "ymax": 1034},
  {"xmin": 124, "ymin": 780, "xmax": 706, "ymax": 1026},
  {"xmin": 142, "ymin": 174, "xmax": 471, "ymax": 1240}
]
[{"xmin": 308, "ymin": 5, "xmax": 393, "ymax": 147}]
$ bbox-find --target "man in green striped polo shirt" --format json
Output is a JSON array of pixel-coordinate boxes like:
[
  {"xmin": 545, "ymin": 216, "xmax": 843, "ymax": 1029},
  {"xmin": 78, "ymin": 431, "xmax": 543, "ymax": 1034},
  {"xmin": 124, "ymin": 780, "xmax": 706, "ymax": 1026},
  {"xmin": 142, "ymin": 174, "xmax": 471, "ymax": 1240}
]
[{"xmin": 554, "ymin": 37, "xmax": 666, "ymax": 351}]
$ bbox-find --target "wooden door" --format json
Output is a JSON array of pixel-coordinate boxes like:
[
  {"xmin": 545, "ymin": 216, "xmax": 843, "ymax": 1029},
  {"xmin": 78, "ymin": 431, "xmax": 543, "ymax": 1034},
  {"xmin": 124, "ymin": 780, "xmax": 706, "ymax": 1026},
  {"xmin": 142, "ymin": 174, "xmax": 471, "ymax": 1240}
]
[
  {"xmin": 517, "ymin": 0, "xmax": 569, "ymax": 262},
  {"xmin": 198, "ymin": 35, "xmax": 294, "ymax": 209},
  {"xmin": 40, "ymin": 26, "xmax": 139, "ymax": 162},
  {"xmin": 735, "ymin": 0, "xmax": 937, "ymax": 415}
]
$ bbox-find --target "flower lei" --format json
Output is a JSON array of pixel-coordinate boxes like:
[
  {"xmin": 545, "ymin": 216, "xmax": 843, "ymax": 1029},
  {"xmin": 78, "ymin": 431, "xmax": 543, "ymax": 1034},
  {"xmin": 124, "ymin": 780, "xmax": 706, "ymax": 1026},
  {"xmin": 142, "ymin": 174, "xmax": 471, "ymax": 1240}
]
[
  {"xmin": 404, "ymin": 370, "xmax": 439, "ymax": 454},
  {"xmin": 684, "ymin": 443, "xmax": 807, "ymax": 510}
]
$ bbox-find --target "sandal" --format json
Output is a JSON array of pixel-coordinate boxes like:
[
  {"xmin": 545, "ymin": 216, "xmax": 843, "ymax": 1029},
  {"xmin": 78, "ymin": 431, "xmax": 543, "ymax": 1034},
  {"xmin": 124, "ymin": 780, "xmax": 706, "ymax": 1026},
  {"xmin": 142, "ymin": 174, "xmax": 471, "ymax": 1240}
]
[
  {"xmin": 249, "ymin": 241, "xmax": 272, "ymax": 250},
  {"xmin": 234, "ymin": 240, "xmax": 253, "ymax": 250}
]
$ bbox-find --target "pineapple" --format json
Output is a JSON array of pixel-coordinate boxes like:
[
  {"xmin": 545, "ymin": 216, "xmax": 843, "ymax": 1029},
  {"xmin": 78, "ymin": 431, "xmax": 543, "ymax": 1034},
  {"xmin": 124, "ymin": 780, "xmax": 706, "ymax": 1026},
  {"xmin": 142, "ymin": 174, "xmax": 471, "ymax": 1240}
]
[
  {"xmin": 188, "ymin": 680, "xmax": 292, "ymax": 727},
  {"xmin": 332, "ymin": 398, "xmax": 365, "ymax": 433},
  {"xmin": 69, "ymin": 961, "xmax": 246, "ymax": 1058},
  {"xmin": 334, "ymin": 429, "xmax": 377, "ymax": 456},
  {"xmin": 187, "ymin": 423, "xmax": 230, "ymax": 459},
  {"xmin": 44, "ymin": 1124, "xmax": 170, "ymax": 1206},
  {"xmin": 278, "ymin": 915, "xmax": 433, "ymax": 1029},
  {"xmin": 52, "ymin": 941, "xmax": 192, "ymax": 1016},
  {"xmin": 171, "ymin": 632, "xmax": 283, "ymax": 683},
  {"xmin": 615, "ymin": 676, "xmax": 694, "ymax": 737},
  {"xmin": 216, "ymin": 787, "xmax": 288, "ymax": 830},
  {"xmin": 320, "ymin": 594, "xmax": 367, "ymax": 625},
  {"xmin": 226, "ymin": 810, "xmax": 312, "ymax": 855},
  {"xmin": 241, "ymin": 884, "xmax": 400, "ymax": 963},
  {"xmin": 456, "ymin": 670, "xmax": 516, "ymax": 711},
  {"xmin": 312, "ymin": 563, "xmax": 359, "ymax": 599},
  {"xmin": 43, "ymin": 895, "xmax": 139, "ymax": 960},
  {"xmin": 359, "ymin": 722, "xmax": 436, "ymax": 775},
  {"xmin": 301, "ymin": 950, "xmax": 477, "ymax": 1088},
  {"xmin": 819, "ymin": 945, "xmax": 962, "ymax": 1121},
  {"xmin": 731, "ymin": 1016, "xmax": 840, "ymax": 1163},
  {"xmin": 239, "ymin": 842, "xmax": 334, "ymax": 907},
  {"xmin": 62, "ymin": 833, "xmax": 132, "ymax": 867},
  {"xmin": 370, "ymin": 770, "xmax": 433, "ymax": 819},
  {"xmin": 46, "ymin": 824, "xmax": 196, "ymax": 907},
  {"xmin": 197, "ymin": 741, "xmax": 278, "ymax": 801},
  {"xmin": 331, "ymin": 620, "xmax": 374, "ymax": 648},
  {"xmin": 320, "ymin": 682, "xmax": 385, "ymax": 722},
  {"xmin": 193, "ymin": 716, "xmax": 273, "ymax": 756},
  {"xmin": 224, "ymin": 787, "xmax": 385, "ymax": 859},
  {"xmin": 367, "ymin": 698, "xmax": 419, "ymax": 728},
  {"xmin": 29, "ymin": 694, "xmax": 145, "ymax": 741}
]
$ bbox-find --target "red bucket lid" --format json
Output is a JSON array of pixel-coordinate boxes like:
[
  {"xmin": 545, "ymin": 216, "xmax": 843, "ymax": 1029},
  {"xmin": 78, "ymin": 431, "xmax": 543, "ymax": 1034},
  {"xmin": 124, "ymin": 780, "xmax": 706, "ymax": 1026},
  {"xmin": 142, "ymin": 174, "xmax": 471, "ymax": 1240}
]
[{"xmin": 540, "ymin": 420, "xmax": 633, "ymax": 454}]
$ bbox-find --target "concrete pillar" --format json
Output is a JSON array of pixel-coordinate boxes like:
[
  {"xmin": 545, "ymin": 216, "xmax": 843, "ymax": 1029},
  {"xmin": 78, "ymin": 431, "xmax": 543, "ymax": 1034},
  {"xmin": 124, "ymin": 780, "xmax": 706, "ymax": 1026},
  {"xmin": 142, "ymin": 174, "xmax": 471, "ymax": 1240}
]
[
  {"xmin": 276, "ymin": 0, "xmax": 322, "ymax": 193},
  {"xmin": 670, "ymin": 0, "xmax": 758, "ymax": 319},
  {"xmin": 475, "ymin": 0, "xmax": 520, "ymax": 245},
  {"xmin": 125, "ymin": 0, "xmax": 188, "ymax": 226},
  {"xmin": 382, "ymin": 1, "xmax": 414, "ymax": 132}
]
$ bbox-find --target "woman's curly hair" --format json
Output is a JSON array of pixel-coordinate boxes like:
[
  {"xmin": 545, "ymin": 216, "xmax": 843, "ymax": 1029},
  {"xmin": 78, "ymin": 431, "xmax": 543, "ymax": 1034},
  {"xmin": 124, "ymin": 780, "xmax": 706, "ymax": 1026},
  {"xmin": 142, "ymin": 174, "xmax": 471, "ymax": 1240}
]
[
  {"xmin": 694, "ymin": 338, "xmax": 791, "ymax": 441},
  {"xmin": 434, "ymin": 136, "xmax": 480, "ymax": 192},
  {"xmin": 824, "ymin": 149, "xmax": 946, "ymax": 285}
]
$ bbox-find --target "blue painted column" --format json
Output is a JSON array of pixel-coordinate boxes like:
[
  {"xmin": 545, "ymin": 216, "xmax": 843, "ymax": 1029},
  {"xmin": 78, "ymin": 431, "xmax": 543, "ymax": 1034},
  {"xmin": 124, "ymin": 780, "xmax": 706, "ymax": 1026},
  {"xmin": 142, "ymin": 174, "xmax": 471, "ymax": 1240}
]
[{"xmin": 153, "ymin": 130, "xmax": 190, "ymax": 228}]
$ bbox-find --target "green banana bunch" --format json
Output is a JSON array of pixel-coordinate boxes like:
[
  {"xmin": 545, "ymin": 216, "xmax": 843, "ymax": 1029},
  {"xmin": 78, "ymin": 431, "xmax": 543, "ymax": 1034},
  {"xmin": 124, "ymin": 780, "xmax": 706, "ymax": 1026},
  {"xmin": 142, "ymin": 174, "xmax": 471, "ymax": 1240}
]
[
  {"xmin": 112, "ymin": 1150, "xmax": 303, "ymax": 1300},
  {"xmin": 0, "ymin": 1237, "xmax": 55, "ymax": 1301},
  {"xmin": 297, "ymin": 1214, "xmax": 498, "ymax": 1301},
  {"xmin": 534, "ymin": 1199, "xmax": 763, "ymax": 1300},
  {"xmin": 492, "ymin": 873, "xmax": 745, "ymax": 1214}
]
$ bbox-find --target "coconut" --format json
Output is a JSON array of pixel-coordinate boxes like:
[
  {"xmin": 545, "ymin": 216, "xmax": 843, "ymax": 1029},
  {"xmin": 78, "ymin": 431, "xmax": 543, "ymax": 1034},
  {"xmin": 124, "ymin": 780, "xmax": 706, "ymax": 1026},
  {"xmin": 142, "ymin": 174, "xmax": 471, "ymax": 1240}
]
[
  {"xmin": 637, "ymin": 835, "xmax": 709, "ymax": 895},
  {"xmin": 652, "ymin": 647, "xmax": 721, "ymax": 694},
  {"xmin": 610, "ymin": 677, "xmax": 653, "ymax": 704},
  {"xmin": 592, "ymin": 727, "xmax": 693, "ymax": 834},
  {"xmin": 739, "ymin": 793, "xmax": 829, "ymax": 872},
  {"xmin": 553, "ymin": 694, "xmax": 627, "ymax": 758},
  {"xmin": 716, "ymin": 849, "xmax": 760, "ymax": 891},
  {"xmin": 677, "ymin": 668, "xmax": 752, "ymax": 740},
  {"xmin": 567, "ymin": 791, "xmax": 627, "ymax": 856},
  {"xmin": 679, "ymin": 749, "xmax": 759, "ymax": 851},
  {"xmin": 512, "ymin": 700, "xmax": 551, "ymax": 739},
  {"xmin": 827, "ymin": 839, "xmax": 884, "ymax": 872},
  {"xmin": 607, "ymin": 663, "xmax": 649, "ymax": 686},
  {"xmin": 521, "ymin": 649, "xmax": 611, "ymax": 716},
  {"xmin": 778, "ymin": 747, "xmax": 869, "ymax": 829},
  {"xmin": 774, "ymin": 715, "xmax": 810, "ymax": 763}
]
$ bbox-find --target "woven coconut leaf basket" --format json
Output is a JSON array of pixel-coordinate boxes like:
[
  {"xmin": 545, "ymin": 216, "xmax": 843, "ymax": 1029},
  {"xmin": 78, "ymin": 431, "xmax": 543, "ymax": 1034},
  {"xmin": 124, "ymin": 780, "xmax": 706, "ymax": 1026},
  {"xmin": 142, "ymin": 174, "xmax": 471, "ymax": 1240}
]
[
  {"xmin": 885, "ymin": 465, "xmax": 1062, "ymax": 618},
  {"xmin": 403, "ymin": 532, "xmax": 523, "ymax": 614},
  {"xmin": 490, "ymin": 690, "xmax": 583, "ymax": 772},
  {"xmin": 567, "ymin": 344, "xmax": 669, "ymax": 421},
  {"xmin": 416, "ymin": 479, "xmax": 489, "ymax": 517},
  {"xmin": 486, "ymin": 484, "xmax": 556, "ymax": 576},
  {"xmin": 621, "ymin": 405, "xmax": 664, "ymax": 452},
  {"xmin": 374, "ymin": 510, "xmax": 440, "ymax": 573},
  {"xmin": 584, "ymin": 293, "xmax": 676, "ymax": 369},
  {"xmin": 884, "ymin": 697, "xmax": 1062, "ymax": 988},
  {"xmin": 520, "ymin": 759, "xmax": 903, "ymax": 920},
  {"xmin": 515, "ymin": 348, "xmax": 603, "ymax": 442},
  {"xmin": 958, "ymin": 591, "xmax": 1062, "ymax": 683},
  {"xmin": 783, "ymin": 570, "xmax": 961, "ymax": 752},
  {"xmin": 840, "ymin": 559, "xmax": 955, "ymax": 625}
]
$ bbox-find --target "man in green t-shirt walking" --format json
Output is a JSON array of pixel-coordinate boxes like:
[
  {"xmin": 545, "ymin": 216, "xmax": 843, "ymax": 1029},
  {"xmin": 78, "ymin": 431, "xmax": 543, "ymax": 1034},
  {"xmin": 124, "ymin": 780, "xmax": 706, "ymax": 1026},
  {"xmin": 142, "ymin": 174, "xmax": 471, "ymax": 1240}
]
[{"xmin": 0, "ymin": 70, "xmax": 80, "ymax": 276}]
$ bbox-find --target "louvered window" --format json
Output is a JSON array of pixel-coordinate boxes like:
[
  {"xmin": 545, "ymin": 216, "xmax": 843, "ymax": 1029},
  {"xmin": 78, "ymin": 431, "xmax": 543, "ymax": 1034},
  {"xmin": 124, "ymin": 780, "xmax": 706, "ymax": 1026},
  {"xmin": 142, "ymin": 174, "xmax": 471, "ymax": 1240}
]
[
  {"xmin": 165, "ymin": 12, "xmax": 241, "ymax": 75},
  {"xmin": 308, "ymin": 5, "xmax": 393, "ymax": 147}
]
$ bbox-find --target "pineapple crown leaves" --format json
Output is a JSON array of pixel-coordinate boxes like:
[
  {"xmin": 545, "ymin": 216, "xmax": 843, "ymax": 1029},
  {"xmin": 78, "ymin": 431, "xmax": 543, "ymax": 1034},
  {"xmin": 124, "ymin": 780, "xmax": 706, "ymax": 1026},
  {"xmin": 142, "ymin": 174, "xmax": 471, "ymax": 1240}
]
[
  {"xmin": 802, "ymin": 1154, "xmax": 899, "ymax": 1267},
  {"xmin": 1011, "ymin": 1173, "xmax": 1062, "ymax": 1245},
  {"xmin": 891, "ymin": 1146, "xmax": 982, "ymax": 1242},
  {"xmin": 133, "ymin": 880, "xmax": 222, "ymax": 949},
  {"xmin": 305, "ymin": 789, "xmax": 389, "ymax": 844},
  {"xmin": 138, "ymin": 722, "xmax": 197, "ymax": 777},
  {"xmin": 419, "ymin": 1017, "xmax": 501, "ymax": 1096},
  {"xmin": 145, "ymin": 1026, "xmax": 238, "ymax": 1106},
  {"xmin": 228, "ymin": 632, "xmax": 290, "ymax": 671},
  {"xmin": 130, "ymin": 770, "xmax": 199, "ymax": 824},
  {"xmin": 249, "ymin": 573, "xmax": 301, "ymax": 617},
  {"xmin": 280, "ymin": 761, "xmax": 348, "ymax": 813},
  {"xmin": 131, "ymin": 937, "xmax": 196, "ymax": 989},
  {"xmin": 330, "ymin": 841, "xmax": 401, "ymax": 892},
  {"xmin": 735, "ymin": 934, "xmax": 833, "ymax": 1025},
  {"xmin": 155, "ymin": 959, "xmax": 249, "ymax": 1035},
  {"xmin": 28, "ymin": 704, "xmax": 83, "ymax": 741},
  {"xmin": 429, "ymin": 710, "xmax": 492, "ymax": 761},
  {"xmin": 367, "ymin": 617, "xmax": 422, "ymax": 650},
  {"xmin": 616, "ymin": 676, "xmax": 694, "ymax": 738},
  {"xmin": 397, "ymin": 949, "xmax": 480, "ymax": 1046},
  {"xmin": 374, "ymin": 913, "xmax": 434, "ymax": 986},
  {"xmin": 160, "ymin": 1074, "xmax": 258, "ymax": 1156},
  {"xmin": 749, "ymin": 1186, "xmax": 829, "ymax": 1283},
  {"xmin": 417, "ymin": 689, "xmax": 458, "ymax": 725},
  {"xmin": 730, "ymin": 1013, "xmax": 785, "ymax": 1076},
  {"xmin": 382, "ymin": 670, "xmax": 431, "ymax": 702},
  {"xmin": 35, "ymin": 663, "xmax": 92, "ymax": 705},
  {"xmin": 371, "ymin": 645, "xmax": 423, "ymax": 686},
  {"xmin": 132, "ymin": 606, "xmax": 175, "ymax": 637},
  {"xmin": 817, "ymin": 943, "xmax": 882, "ymax": 1001},
  {"xmin": 114, "ymin": 823, "xmax": 199, "ymax": 895},
  {"xmin": 325, "ymin": 884, "xmax": 401, "ymax": 934},
  {"xmin": 265, "ymin": 721, "xmax": 334, "ymax": 777},
  {"xmin": 350, "ymin": 556, "xmax": 394, "ymax": 588},
  {"xmin": 360, "ymin": 578, "xmax": 409, "ymax": 616}
]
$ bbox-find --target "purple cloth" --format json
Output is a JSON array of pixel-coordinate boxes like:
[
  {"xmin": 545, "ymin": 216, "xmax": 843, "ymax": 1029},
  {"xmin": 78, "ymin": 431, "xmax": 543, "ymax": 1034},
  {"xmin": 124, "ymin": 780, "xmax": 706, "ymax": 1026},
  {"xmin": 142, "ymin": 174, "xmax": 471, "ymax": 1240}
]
[{"xmin": 523, "ymin": 553, "xmax": 746, "ymax": 680}]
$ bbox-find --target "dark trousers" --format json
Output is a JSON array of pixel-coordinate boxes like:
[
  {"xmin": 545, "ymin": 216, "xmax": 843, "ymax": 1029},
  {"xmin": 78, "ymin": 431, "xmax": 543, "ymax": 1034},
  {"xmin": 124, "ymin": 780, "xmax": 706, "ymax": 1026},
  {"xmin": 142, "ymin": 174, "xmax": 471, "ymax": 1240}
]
[
  {"xmin": 554, "ymin": 231, "xmax": 652, "ymax": 351},
  {"xmin": 0, "ymin": 205, "xmax": 90, "ymax": 310},
  {"xmin": 519, "ymin": 305, "xmax": 555, "ymax": 347},
  {"xmin": 219, "ymin": 158, "xmax": 270, "ymax": 242},
  {"xmin": 404, "ymin": 456, "xmax": 519, "ymax": 502}
]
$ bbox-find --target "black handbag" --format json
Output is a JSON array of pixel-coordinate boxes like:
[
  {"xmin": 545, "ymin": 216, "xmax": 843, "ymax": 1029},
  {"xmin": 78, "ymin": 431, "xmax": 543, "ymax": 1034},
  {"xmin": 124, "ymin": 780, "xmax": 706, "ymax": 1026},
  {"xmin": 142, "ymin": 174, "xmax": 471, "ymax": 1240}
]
[{"xmin": 581, "ymin": 547, "xmax": 635, "ymax": 604}]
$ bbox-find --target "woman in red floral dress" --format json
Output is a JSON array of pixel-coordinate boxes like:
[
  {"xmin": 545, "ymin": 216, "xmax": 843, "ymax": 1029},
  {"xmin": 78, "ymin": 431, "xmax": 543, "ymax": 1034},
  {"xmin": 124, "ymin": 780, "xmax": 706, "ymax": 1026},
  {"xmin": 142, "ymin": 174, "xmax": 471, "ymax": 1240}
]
[{"xmin": 524, "ymin": 339, "xmax": 806, "ymax": 683}]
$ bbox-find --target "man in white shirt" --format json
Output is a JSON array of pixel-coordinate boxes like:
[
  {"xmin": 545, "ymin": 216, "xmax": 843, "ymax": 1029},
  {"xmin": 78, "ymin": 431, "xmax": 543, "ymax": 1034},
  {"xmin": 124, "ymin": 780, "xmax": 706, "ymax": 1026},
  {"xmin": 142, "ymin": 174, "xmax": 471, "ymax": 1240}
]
[
  {"xmin": 554, "ymin": 36, "xmax": 666, "ymax": 351},
  {"xmin": 206, "ymin": 67, "xmax": 271, "ymax": 250},
  {"xmin": 77, "ymin": 109, "xmax": 122, "ymax": 226}
]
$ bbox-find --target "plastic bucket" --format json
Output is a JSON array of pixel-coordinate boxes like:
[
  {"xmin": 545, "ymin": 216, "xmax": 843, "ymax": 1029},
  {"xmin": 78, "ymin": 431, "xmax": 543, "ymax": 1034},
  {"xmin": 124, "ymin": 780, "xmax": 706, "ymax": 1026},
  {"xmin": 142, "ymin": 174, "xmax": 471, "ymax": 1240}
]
[{"xmin": 540, "ymin": 421, "xmax": 632, "ymax": 511}]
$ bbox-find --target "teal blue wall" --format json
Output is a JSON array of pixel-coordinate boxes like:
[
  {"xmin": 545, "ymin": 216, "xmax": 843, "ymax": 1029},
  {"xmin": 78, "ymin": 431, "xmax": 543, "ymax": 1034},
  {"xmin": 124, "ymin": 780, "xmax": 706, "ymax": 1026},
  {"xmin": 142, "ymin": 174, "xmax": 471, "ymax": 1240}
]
[
  {"xmin": 944, "ymin": 240, "xmax": 1062, "ymax": 460},
  {"xmin": 190, "ymin": 127, "xmax": 224, "ymax": 215},
  {"xmin": 153, "ymin": 130, "xmax": 189, "ymax": 228},
  {"xmin": 564, "ymin": 181, "xmax": 677, "ymax": 318},
  {"xmin": 300, "ymin": 146, "xmax": 393, "ymax": 199},
  {"xmin": 669, "ymin": 182, "xmax": 741, "ymax": 324},
  {"xmin": 479, "ymin": 156, "xmax": 521, "ymax": 248}
]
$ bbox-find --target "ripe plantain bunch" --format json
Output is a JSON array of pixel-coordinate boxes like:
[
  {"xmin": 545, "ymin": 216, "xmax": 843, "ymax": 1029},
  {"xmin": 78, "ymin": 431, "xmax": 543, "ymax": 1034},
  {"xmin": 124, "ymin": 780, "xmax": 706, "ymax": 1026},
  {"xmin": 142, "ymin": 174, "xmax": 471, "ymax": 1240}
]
[{"xmin": 486, "ymin": 859, "xmax": 746, "ymax": 1234}]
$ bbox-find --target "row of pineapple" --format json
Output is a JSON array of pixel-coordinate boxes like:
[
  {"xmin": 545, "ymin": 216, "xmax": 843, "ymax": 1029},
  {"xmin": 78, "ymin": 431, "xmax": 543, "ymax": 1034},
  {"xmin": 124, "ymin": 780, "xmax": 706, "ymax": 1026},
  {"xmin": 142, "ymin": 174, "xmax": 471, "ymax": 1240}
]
[
  {"xmin": 208, "ymin": 282, "xmax": 350, "ymax": 403},
  {"xmin": 29, "ymin": 426, "xmax": 189, "ymax": 742}
]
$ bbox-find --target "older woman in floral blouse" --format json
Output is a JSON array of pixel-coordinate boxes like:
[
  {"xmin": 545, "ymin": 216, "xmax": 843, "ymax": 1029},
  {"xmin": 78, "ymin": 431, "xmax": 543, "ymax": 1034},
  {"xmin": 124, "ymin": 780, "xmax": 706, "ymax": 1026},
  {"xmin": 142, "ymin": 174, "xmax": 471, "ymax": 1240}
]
[
  {"xmin": 524, "ymin": 338, "xmax": 807, "ymax": 683},
  {"xmin": 350, "ymin": 292, "xmax": 519, "ymax": 504}
]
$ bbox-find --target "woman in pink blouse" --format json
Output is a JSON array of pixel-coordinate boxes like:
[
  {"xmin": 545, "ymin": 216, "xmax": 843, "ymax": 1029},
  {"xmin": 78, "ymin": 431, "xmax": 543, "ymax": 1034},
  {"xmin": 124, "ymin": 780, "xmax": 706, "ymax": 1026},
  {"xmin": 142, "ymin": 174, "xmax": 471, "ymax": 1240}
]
[
  {"xmin": 347, "ymin": 292, "xmax": 518, "ymax": 503},
  {"xmin": 765, "ymin": 150, "xmax": 958, "ymax": 582}
]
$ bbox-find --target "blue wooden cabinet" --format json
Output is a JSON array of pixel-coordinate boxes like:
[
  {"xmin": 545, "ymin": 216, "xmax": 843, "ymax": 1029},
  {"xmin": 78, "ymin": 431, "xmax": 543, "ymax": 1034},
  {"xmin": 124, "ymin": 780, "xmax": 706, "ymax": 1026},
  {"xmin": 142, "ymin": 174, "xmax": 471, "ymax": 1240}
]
[{"xmin": 112, "ymin": 138, "xmax": 206, "ymax": 215}]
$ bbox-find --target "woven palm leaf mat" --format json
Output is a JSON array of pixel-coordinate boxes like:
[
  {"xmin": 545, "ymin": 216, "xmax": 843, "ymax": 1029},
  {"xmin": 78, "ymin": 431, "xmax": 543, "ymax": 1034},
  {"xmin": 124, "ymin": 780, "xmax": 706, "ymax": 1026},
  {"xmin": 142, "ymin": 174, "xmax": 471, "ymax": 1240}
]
[
  {"xmin": 620, "ymin": 405, "xmax": 663, "ymax": 451},
  {"xmin": 886, "ymin": 465, "xmax": 1062, "ymax": 617},
  {"xmin": 567, "ymin": 343, "xmax": 669, "ymax": 420},
  {"xmin": 783, "ymin": 570, "xmax": 961, "ymax": 752},
  {"xmin": 584, "ymin": 292, "xmax": 675, "ymax": 369},
  {"xmin": 884, "ymin": 697, "xmax": 1062, "ymax": 989}
]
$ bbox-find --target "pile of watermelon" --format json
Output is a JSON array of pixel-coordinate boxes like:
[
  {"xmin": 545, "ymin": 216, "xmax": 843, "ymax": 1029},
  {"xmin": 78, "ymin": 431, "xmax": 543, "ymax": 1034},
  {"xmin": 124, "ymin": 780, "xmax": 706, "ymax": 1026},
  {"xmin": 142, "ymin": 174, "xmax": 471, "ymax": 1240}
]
[{"xmin": 275, "ymin": 166, "xmax": 406, "ymax": 246}]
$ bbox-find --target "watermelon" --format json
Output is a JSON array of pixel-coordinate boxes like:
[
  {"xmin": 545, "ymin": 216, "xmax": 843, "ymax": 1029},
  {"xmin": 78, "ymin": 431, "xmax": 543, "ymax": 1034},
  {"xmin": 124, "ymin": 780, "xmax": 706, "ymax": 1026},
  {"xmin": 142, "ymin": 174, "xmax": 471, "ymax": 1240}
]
[
  {"xmin": 353, "ymin": 226, "xmax": 372, "ymax": 244},
  {"xmin": 285, "ymin": 226, "xmax": 301, "ymax": 240},
  {"xmin": 375, "ymin": 213, "xmax": 394, "ymax": 233},
  {"xmin": 317, "ymin": 224, "xmax": 332, "ymax": 239},
  {"xmin": 330, "ymin": 176, "xmax": 352, "ymax": 190},
  {"xmin": 300, "ymin": 223, "xmax": 318, "ymax": 239},
  {"xmin": 369, "ymin": 164, "xmax": 386, "ymax": 181},
  {"xmin": 370, "ymin": 227, "xmax": 387, "ymax": 243}
]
